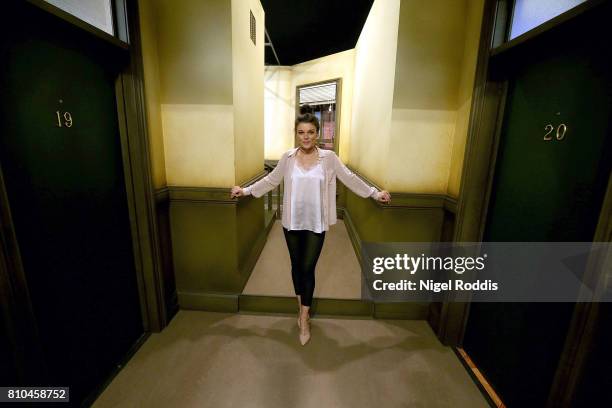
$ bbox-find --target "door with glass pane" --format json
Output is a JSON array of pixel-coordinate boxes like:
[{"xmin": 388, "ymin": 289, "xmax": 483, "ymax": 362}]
[
  {"xmin": 462, "ymin": 1, "xmax": 611, "ymax": 407},
  {"xmin": 0, "ymin": 1, "xmax": 143, "ymax": 405}
]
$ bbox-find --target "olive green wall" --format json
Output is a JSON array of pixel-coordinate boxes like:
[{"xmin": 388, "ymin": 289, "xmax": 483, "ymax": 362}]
[
  {"xmin": 171, "ymin": 202, "xmax": 239, "ymax": 293},
  {"xmin": 340, "ymin": 184, "xmax": 450, "ymax": 320},
  {"xmin": 167, "ymin": 187, "xmax": 273, "ymax": 309},
  {"xmin": 344, "ymin": 191, "xmax": 446, "ymax": 243}
]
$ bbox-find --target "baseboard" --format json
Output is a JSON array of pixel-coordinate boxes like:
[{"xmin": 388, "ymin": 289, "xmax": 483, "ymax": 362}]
[
  {"xmin": 454, "ymin": 347, "xmax": 504, "ymax": 408},
  {"xmin": 373, "ymin": 302, "xmax": 429, "ymax": 320},
  {"xmin": 239, "ymin": 294, "xmax": 372, "ymax": 317},
  {"xmin": 178, "ymin": 291, "xmax": 239, "ymax": 312}
]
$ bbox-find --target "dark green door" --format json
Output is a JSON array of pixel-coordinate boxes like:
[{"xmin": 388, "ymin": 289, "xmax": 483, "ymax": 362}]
[
  {"xmin": 462, "ymin": 3, "xmax": 612, "ymax": 408},
  {"xmin": 0, "ymin": 3, "xmax": 143, "ymax": 405}
]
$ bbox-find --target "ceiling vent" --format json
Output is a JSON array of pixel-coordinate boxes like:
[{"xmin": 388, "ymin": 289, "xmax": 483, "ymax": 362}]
[{"xmin": 250, "ymin": 11, "xmax": 256, "ymax": 45}]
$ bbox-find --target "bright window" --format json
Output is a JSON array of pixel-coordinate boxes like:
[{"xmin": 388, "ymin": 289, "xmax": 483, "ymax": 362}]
[
  {"xmin": 44, "ymin": 0, "xmax": 114, "ymax": 36},
  {"xmin": 510, "ymin": 0, "xmax": 586, "ymax": 40}
]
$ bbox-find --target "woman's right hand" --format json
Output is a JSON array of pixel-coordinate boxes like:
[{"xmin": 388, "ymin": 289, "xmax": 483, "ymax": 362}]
[
  {"xmin": 230, "ymin": 186, "xmax": 244, "ymax": 198},
  {"xmin": 375, "ymin": 190, "xmax": 391, "ymax": 204}
]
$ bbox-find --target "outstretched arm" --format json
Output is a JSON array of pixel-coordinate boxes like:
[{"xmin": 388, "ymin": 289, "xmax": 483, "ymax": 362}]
[
  {"xmin": 333, "ymin": 153, "xmax": 380, "ymax": 199},
  {"xmin": 239, "ymin": 153, "xmax": 287, "ymax": 198}
]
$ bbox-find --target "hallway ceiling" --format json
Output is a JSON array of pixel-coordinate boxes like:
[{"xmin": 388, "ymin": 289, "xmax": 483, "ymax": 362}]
[{"xmin": 260, "ymin": 0, "xmax": 374, "ymax": 66}]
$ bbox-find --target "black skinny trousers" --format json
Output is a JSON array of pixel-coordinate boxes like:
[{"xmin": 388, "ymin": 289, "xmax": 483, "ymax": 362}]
[{"xmin": 282, "ymin": 227, "xmax": 326, "ymax": 307}]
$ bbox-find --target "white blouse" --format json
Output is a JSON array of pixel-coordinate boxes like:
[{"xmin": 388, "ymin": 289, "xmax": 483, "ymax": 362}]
[{"xmin": 289, "ymin": 162, "xmax": 325, "ymax": 233}]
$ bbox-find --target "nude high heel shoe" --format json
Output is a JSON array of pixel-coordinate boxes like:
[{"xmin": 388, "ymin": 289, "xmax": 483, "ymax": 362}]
[{"xmin": 299, "ymin": 316, "xmax": 311, "ymax": 346}]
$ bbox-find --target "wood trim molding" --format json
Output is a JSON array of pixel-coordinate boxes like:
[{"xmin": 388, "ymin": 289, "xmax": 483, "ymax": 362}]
[
  {"xmin": 335, "ymin": 78, "xmax": 343, "ymax": 156},
  {"xmin": 154, "ymin": 186, "xmax": 169, "ymax": 204},
  {"xmin": 346, "ymin": 165, "xmax": 458, "ymax": 213},
  {"xmin": 113, "ymin": 0, "xmax": 168, "ymax": 333},
  {"xmin": 165, "ymin": 187, "xmax": 240, "ymax": 204},
  {"xmin": 455, "ymin": 348, "xmax": 506, "ymax": 407},
  {"xmin": 433, "ymin": 0, "xmax": 502, "ymax": 347},
  {"xmin": 178, "ymin": 292, "xmax": 239, "ymax": 312},
  {"xmin": 239, "ymin": 295, "xmax": 373, "ymax": 317},
  {"xmin": 157, "ymin": 171, "xmax": 268, "ymax": 204},
  {"xmin": 443, "ymin": 196, "xmax": 458, "ymax": 214}
]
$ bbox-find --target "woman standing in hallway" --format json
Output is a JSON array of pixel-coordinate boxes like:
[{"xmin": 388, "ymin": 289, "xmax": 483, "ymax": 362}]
[{"xmin": 230, "ymin": 110, "xmax": 391, "ymax": 345}]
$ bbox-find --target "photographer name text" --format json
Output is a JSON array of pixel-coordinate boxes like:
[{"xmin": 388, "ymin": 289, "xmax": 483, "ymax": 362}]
[{"xmin": 372, "ymin": 279, "xmax": 498, "ymax": 292}]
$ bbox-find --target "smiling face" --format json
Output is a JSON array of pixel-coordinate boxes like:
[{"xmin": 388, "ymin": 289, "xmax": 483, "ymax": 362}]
[{"xmin": 296, "ymin": 122, "xmax": 318, "ymax": 150}]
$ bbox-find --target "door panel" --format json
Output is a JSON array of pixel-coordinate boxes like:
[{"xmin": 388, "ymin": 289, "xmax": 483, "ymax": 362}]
[
  {"xmin": 572, "ymin": 303, "xmax": 612, "ymax": 406},
  {"xmin": 463, "ymin": 3, "xmax": 612, "ymax": 407},
  {"xmin": 484, "ymin": 46, "xmax": 610, "ymax": 243},
  {"xmin": 0, "ymin": 3, "xmax": 143, "ymax": 404}
]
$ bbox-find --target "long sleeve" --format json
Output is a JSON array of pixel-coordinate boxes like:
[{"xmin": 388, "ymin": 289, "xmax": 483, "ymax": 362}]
[
  {"xmin": 332, "ymin": 153, "xmax": 379, "ymax": 199},
  {"xmin": 242, "ymin": 152, "xmax": 287, "ymax": 198}
]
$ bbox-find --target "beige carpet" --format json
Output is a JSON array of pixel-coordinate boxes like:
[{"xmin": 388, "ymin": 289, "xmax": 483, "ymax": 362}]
[
  {"xmin": 243, "ymin": 220, "xmax": 362, "ymax": 299},
  {"xmin": 92, "ymin": 310, "xmax": 488, "ymax": 408}
]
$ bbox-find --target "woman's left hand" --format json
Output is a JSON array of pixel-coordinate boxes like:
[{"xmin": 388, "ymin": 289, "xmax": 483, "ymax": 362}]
[{"xmin": 376, "ymin": 190, "xmax": 391, "ymax": 204}]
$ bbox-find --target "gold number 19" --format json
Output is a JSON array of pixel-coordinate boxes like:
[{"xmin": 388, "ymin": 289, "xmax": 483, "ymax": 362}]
[{"xmin": 55, "ymin": 111, "xmax": 73, "ymax": 128}]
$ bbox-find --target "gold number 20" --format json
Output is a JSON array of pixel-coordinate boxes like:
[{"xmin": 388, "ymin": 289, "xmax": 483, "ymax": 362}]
[{"xmin": 543, "ymin": 123, "xmax": 567, "ymax": 141}]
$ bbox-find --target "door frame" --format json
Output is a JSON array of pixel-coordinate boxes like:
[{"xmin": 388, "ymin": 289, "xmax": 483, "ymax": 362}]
[
  {"xmin": 0, "ymin": 0, "xmax": 168, "ymax": 385},
  {"xmin": 295, "ymin": 78, "xmax": 342, "ymax": 155},
  {"xmin": 435, "ymin": 0, "xmax": 612, "ymax": 405}
]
